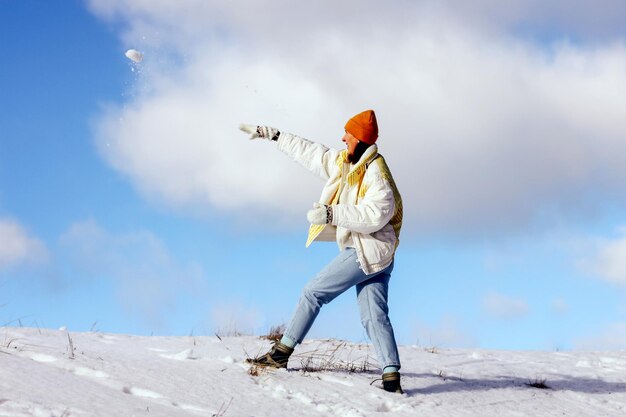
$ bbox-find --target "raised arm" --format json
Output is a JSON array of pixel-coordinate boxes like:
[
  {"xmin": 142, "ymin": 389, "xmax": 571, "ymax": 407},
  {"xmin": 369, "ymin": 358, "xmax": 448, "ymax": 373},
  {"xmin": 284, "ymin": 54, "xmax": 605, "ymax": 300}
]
[{"xmin": 239, "ymin": 124, "xmax": 340, "ymax": 180}]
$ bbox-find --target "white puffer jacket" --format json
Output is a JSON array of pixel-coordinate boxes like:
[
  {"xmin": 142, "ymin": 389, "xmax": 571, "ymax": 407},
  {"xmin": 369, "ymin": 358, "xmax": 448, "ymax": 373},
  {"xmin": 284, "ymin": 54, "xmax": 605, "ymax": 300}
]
[{"xmin": 277, "ymin": 132, "xmax": 402, "ymax": 275}]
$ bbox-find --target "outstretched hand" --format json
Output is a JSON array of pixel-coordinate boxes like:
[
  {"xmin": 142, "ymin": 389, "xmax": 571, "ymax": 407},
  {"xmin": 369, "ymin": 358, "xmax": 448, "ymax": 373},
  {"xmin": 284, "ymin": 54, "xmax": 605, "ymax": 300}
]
[
  {"xmin": 239, "ymin": 124, "xmax": 261, "ymax": 139},
  {"xmin": 238, "ymin": 124, "xmax": 280, "ymax": 141}
]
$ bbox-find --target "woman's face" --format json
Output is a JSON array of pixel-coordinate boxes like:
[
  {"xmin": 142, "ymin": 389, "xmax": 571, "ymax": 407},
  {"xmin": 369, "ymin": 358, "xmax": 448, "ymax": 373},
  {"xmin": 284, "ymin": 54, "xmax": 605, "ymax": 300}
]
[{"xmin": 342, "ymin": 131, "xmax": 360, "ymax": 160}]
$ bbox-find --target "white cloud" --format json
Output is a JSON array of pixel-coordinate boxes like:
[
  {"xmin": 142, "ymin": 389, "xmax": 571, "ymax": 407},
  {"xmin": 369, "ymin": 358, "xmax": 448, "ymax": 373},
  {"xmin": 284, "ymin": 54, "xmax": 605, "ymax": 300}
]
[
  {"xmin": 579, "ymin": 228, "xmax": 626, "ymax": 287},
  {"xmin": 0, "ymin": 218, "xmax": 48, "ymax": 269},
  {"xmin": 483, "ymin": 292, "xmax": 529, "ymax": 320},
  {"xmin": 87, "ymin": 0, "xmax": 626, "ymax": 237},
  {"xmin": 574, "ymin": 322, "xmax": 626, "ymax": 350},
  {"xmin": 413, "ymin": 0, "xmax": 626, "ymax": 39},
  {"xmin": 59, "ymin": 219, "xmax": 206, "ymax": 327},
  {"xmin": 209, "ymin": 301, "xmax": 264, "ymax": 337},
  {"xmin": 551, "ymin": 298, "xmax": 569, "ymax": 315},
  {"xmin": 411, "ymin": 316, "xmax": 476, "ymax": 348}
]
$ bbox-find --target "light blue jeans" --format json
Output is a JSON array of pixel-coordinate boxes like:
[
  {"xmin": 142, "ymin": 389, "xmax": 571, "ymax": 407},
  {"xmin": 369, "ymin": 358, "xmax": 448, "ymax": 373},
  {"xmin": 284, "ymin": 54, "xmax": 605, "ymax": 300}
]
[{"xmin": 283, "ymin": 248, "xmax": 401, "ymax": 370}]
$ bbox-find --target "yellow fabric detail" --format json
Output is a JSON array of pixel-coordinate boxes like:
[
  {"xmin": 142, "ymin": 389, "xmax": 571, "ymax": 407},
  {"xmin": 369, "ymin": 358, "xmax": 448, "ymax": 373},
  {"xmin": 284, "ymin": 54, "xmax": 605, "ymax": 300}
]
[
  {"xmin": 375, "ymin": 155, "xmax": 403, "ymax": 247},
  {"xmin": 337, "ymin": 150, "xmax": 348, "ymax": 168},
  {"xmin": 335, "ymin": 149, "xmax": 378, "ymax": 187},
  {"xmin": 305, "ymin": 224, "xmax": 326, "ymax": 247},
  {"xmin": 358, "ymin": 183, "xmax": 369, "ymax": 200},
  {"xmin": 347, "ymin": 151, "xmax": 377, "ymax": 187},
  {"xmin": 306, "ymin": 188, "xmax": 339, "ymax": 247},
  {"xmin": 347, "ymin": 165, "xmax": 366, "ymax": 187}
]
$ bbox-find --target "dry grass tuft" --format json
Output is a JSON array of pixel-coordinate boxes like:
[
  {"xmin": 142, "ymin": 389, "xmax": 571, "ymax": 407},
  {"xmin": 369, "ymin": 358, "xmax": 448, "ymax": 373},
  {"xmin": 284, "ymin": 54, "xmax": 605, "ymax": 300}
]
[
  {"xmin": 526, "ymin": 378, "xmax": 550, "ymax": 389},
  {"xmin": 262, "ymin": 324, "xmax": 286, "ymax": 342},
  {"xmin": 296, "ymin": 342, "xmax": 375, "ymax": 374}
]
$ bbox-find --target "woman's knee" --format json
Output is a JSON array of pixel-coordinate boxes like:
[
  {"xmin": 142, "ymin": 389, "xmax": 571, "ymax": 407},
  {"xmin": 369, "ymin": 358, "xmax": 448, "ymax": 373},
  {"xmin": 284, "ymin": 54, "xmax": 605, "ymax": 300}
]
[
  {"xmin": 359, "ymin": 302, "xmax": 390, "ymax": 330},
  {"xmin": 302, "ymin": 282, "xmax": 327, "ymax": 306}
]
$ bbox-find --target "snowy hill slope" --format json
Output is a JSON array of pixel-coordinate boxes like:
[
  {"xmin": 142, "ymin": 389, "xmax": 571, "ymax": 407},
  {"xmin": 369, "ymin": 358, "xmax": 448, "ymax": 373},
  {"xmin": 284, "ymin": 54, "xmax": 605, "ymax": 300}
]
[{"xmin": 1, "ymin": 327, "xmax": 625, "ymax": 416}]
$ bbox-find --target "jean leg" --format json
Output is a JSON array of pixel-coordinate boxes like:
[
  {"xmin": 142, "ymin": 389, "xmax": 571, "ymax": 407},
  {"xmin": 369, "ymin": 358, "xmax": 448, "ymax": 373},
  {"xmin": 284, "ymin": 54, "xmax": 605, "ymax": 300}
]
[
  {"xmin": 284, "ymin": 248, "xmax": 365, "ymax": 344},
  {"xmin": 356, "ymin": 264, "xmax": 401, "ymax": 370}
]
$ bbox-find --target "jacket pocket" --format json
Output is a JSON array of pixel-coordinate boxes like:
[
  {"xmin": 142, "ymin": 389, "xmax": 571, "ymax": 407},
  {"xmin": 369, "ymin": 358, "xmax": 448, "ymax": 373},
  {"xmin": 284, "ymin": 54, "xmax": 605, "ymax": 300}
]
[{"xmin": 359, "ymin": 223, "xmax": 396, "ymax": 265}]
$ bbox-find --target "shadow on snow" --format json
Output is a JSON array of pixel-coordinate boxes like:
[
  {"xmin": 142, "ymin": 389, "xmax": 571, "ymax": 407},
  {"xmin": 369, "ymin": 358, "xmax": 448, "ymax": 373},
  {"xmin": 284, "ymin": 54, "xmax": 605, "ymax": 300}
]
[{"xmin": 402, "ymin": 372, "xmax": 626, "ymax": 396}]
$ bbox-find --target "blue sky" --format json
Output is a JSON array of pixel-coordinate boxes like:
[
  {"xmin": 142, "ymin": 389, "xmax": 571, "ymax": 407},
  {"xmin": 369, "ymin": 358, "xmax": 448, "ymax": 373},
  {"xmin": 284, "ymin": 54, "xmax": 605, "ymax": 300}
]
[{"xmin": 2, "ymin": 0, "xmax": 626, "ymax": 351}]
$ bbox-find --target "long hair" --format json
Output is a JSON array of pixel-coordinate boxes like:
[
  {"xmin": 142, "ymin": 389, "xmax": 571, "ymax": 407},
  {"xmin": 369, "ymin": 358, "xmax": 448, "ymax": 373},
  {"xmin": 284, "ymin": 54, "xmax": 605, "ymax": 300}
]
[{"xmin": 348, "ymin": 140, "xmax": 372, "ymax": 164}]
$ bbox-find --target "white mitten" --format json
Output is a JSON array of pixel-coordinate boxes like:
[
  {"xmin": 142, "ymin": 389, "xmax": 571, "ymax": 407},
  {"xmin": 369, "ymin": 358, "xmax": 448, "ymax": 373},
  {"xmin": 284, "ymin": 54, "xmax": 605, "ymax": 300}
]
[
  {"xmin": 307, "ymin": 202, "xmax": 333, "ymax": 225},
  {"xmin": 238, "ymin": 124, "xmax": 280, "ymax": 141}
]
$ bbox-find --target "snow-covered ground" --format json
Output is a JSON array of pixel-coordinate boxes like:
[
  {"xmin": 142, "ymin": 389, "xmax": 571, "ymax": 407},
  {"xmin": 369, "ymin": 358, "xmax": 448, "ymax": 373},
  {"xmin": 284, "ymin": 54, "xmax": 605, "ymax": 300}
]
[{"xmin": 1, "ymin": 327, "xmax": 625, "ymax": 417}]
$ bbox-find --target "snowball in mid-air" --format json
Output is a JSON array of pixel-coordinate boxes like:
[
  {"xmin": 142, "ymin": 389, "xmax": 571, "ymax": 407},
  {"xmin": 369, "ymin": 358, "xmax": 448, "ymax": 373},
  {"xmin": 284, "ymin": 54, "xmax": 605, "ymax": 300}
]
[{"xmin": 125, "ymin": 49, "xmax": 143, "ymax": 63}]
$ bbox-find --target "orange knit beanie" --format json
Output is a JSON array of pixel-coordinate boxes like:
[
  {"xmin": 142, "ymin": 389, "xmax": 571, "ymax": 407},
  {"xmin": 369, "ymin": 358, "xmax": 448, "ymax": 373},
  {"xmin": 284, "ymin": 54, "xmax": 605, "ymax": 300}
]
[{"xmin": 344, "ymin": 110, "xmax": 378, "ymax": 145}]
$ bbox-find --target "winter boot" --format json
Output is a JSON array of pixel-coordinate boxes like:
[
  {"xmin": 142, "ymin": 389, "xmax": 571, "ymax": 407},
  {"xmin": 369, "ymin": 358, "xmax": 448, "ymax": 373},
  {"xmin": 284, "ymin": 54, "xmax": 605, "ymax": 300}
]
[
  {"xmin": 247, "ymin": 342, "xmax": 294, "ymax": 369},
  {"xmin": 382, "ymin": 372, "xmax": 404, "ymax": 394}
]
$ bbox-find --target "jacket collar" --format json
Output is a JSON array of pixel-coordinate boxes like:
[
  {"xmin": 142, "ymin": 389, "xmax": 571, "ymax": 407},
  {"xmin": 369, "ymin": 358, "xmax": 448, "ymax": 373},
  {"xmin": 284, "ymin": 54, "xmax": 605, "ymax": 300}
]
[
  {"xmin": 352, "ymin": 144, "xmax": 378, "ymax": 172},
  {"xmin": 339, "ymin": 144, "xmax": 378, "ymax": 173}
]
